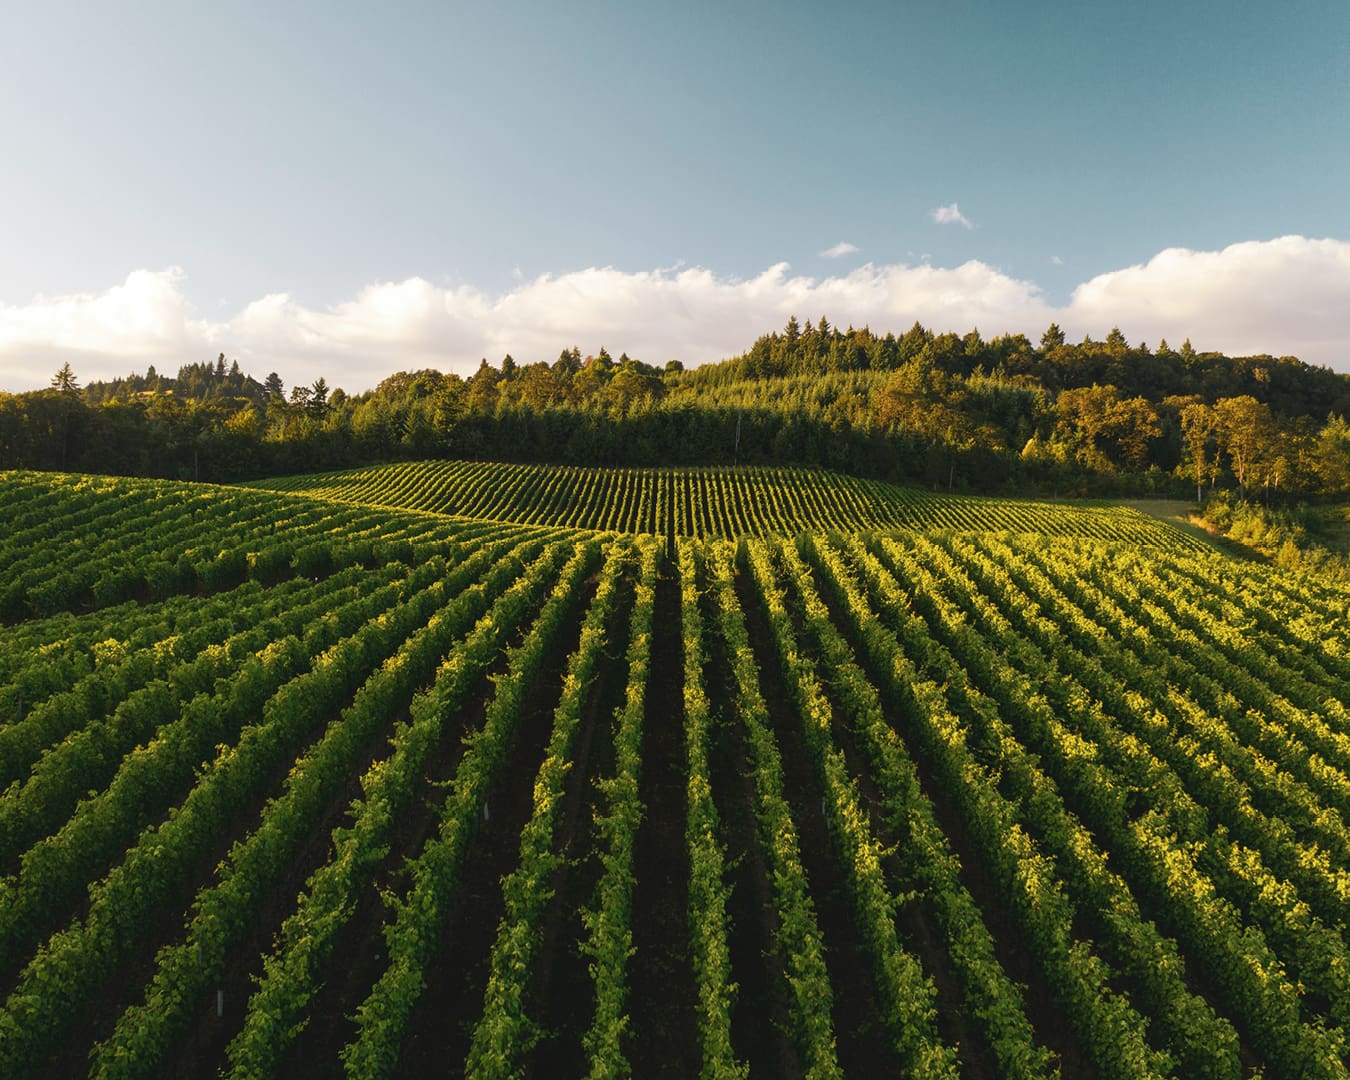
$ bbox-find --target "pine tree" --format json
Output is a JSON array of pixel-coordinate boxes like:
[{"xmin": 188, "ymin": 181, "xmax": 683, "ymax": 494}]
[
  {"xmin": 51, "ymin": 363, "xmax": 80, "ymax": 394},
  {"xmin": 1039, "ymin": 323, "xmax": 1065, "ymax": 352}
]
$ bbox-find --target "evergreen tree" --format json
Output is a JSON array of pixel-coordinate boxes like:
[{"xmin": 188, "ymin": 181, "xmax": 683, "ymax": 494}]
[
  {"xmin": 898, "ymin": 321, "xmax": 931, "ymax": 363},
  {"xmin": 51, "ymin": 363, "xmax": 80, "ymax": 394},
  {"xmin": 309, "ymin": 377, "xmax": 329, "ymax": 418}
]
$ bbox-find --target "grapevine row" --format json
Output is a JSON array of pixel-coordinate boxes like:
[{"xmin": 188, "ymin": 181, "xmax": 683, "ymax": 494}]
[
  {"xmin": 812, "ymin": 535, "xmax": 1177, "ymax": 1078},
  {"xmin": 223, "ymin": 534, "xmax": 581, "ymax": 1078},
  {"xmin": 741, "ymin": 537, "xmax": 957, "ymax": 1076},
  {"xmin": 89, "ymin": 535, "xmax": 562, "ymax": 1077},
  {"xmin": 705, "ymin": 540, "xmax": 842, "ymax": 1079},
  {"xmin": 0, "ymin": 556, "xmax": 461, "ymax": 1073},
  {"xmin": 339, "ymin": 539, "xmax": 602, "ymax": 1077},
  {"xmin": 245, "ymin": 460, "xmax": 1191, "ymax": 548},
  {"xmin": 579, "ymin": 537, "xmax": 659, "ymax": 1077},
  {"xmin": 676, "ymin": 541, "xmax": 747, "ymax": 1079},
  {"xmin": 465, "ymin": 540, "xmax": 631, "ymax": 1077},
  {"xmin": 786, "ymin": 535, "xmax": 1057, "ymax": 1079},
  {"xmin": 874, "ymin": 534, "xmax": 1346, "ymax": 1074}
]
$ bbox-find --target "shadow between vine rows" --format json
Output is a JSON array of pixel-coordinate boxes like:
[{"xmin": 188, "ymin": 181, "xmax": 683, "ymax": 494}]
[
  {"xmin": 700, "ymin": 570, "xmax": 801, "ymax": 1079},
  {"xmin": 279, "ymin": 571, "xmax": 596, "ymax": 1077},
  {"xmin": 36, "ymin": 589, "xmax": 400, "ymax": 1080},
  {"xmin": 623, "ymin": 563, "xmax": 700, "ymax": 1076},
  {"xmin": 731, "ymin": 558, "xmax": 901, "ymax": 1079},
  {"xmin": 392, "ymin": 572, "xmax": 599, "ymax": 1077},
  {"xmin": 524, "ymin": 574, "xmax": 634, "ymax": 1076},
  {"xmin": 813, "ymin": 546, "xmax": 1095, "ymax": 1078},
  {"xmin": 779, "ymin": 554, "xmax": 998, "ymax": 1078}
]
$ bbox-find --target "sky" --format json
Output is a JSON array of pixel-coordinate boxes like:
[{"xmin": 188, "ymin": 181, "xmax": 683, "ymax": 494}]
[{"xmin": 1, "ymin": 0, "xmax": 1348, "ymax": 392}]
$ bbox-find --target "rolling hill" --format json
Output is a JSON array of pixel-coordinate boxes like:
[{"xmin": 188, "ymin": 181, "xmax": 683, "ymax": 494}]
[{"xmin": 0, "ymin": 464, "xmax": 1346, "ymax": 1077}]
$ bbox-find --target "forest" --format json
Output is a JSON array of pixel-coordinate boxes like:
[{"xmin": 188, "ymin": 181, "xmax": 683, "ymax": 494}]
[{"xmin": 4, "ymin": 318, "xmax": 1350, "ymax": 503}]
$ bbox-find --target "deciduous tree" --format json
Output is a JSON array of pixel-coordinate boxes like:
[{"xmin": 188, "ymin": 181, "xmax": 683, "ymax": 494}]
[
  {"xmin": 1213, "ymin": 395, "xmax": 1273, "ymax": 501},
  {"xmin": 1178, "ymin": 401, "xmax": 1220, "ymax": 503}
]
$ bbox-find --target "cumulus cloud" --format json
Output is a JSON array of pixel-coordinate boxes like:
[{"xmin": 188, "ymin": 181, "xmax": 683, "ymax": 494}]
[
  {"xmin": 1066, "ymin": 237, "xmax": 1350, "ymax": 363},
  {"xmin": 819, "ymin": 241, "xmax": 860, "ymax": 258},
  {"xmin": 931, "ymin": 202, "xmax": 973, "ymax": 228},
  {"xmin": 1, "ymin": 236, "xmax": 1346, "ymax": 391},
  {"xmin": 0, "ymin": 268, "xmax": 213, "ymax": 374}
]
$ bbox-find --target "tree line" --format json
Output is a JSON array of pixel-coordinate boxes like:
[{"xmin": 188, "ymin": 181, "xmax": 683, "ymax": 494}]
[{"xmin": 3, "ymin": 322, "xmax": 1349, "ymax": 503}]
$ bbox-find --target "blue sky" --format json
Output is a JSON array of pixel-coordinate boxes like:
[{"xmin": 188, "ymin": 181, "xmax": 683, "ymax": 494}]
[{"xmin": 2, "ymin": 0, "xmax": 1347, "ymax": 390}]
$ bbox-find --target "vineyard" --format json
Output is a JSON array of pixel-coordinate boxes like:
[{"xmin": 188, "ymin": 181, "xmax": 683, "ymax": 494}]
[
  {"xmin": 1, "ymin": 466, "xmax": 1349, "ymax": 1077},
  {"xmin": 244, "ymin": 460, "xmax": 1196, "ymax": 549}
]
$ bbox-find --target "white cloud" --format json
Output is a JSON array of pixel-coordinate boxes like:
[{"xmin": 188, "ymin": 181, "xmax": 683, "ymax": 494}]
[
  {"xmin": 931, "ymin": 202, "xmax": 973, "ymax": 228},
  {"xmin": 0, "ymin": 268, "xmax": 212, "ymax": 373},
  {"xmin": 1, "ymin": 236, "xmax": 1347, "ymax": 392},
  {"xmin": 819, "ymin": 241, "xmax": 860, "ymax": 258},
  {"xmin": 1050, "ymin": 254, "xmax": 1063, "ymax": 265},
  {"xmin": 1065, "ymin": 237, "xmax": 1350, "ymax": 363}
]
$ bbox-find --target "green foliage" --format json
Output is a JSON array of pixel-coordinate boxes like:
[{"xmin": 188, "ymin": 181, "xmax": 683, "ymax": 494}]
[
  {"xmin": 742, "ymin": 537, "xmax": 958, "ymax": 1076},
  {"xmin": 0, "ymin": 470, "xmax": 1348, "ymax": 1076},
  {"xmin": 706, "ymin": 541, "xmax": 844, "ymax": 1079},
  {"xmin": 465, "ymin": 541, "xmax": 630, "ymax": 1078},
  {"xmin": 677, "ymin": 540, "xmax": 749, "ymax": 1080},
  {"xmin": 9, "ymin": 318, "xmax": 1350, "ymax": 498},
  {"xmin": 341, "ymin": 540, "xmax": 600, "ymax": 1078},
  {"xmin": 580, "ymin": 538, "xmax": 658, "ymax": 1078},
  {"xmin": 250, "ymin": 460, "xmax": 1194, "ymax": 549}
]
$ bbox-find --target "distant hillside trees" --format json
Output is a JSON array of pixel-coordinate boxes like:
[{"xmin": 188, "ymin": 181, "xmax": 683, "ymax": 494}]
[{"xmin": 4, "ymin": 320, "xmax": 1349, "ymax": 502}]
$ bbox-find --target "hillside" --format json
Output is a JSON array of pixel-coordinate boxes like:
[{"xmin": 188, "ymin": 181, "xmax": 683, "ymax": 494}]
[
  {"xmin": 8, "ymin": 317, "xmax": 1350, "ymax": 505},
  {"xmin": 243, "ymin": 459, "xmax": 1203, "ymax": 551},
  {"xmin": 0, "ymin": 467, "xmax": 1348, "ymax": 1076}
]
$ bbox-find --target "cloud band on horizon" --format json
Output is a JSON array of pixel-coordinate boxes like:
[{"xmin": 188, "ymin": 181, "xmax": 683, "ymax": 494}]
[{"xmin": 1, "ymin": 236, "xmax": 1347, "ymax": 392}]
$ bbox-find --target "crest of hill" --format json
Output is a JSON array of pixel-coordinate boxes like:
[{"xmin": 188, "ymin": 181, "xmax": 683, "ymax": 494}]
[
  {"xmin": 243, "ymin": 459, "xmax": 1204, "ymax": 550},
  {"xmin": 0, "ymin": 469, "xmax": 564, "ymax": 622},
  {"xmin": 0, "ymin": 462, "xmax": 1209, "ymax": 627}
]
